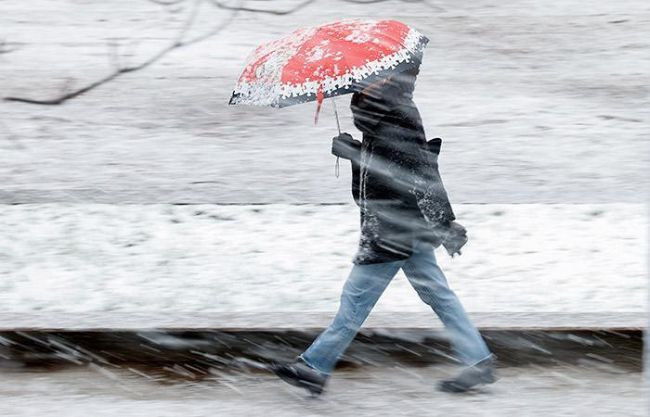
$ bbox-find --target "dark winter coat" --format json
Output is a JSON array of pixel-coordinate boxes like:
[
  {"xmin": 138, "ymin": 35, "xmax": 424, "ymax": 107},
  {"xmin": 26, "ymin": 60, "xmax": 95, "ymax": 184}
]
[{"xmin": 347, "ymin": 74, "xmax": 456, "ymax": 264}]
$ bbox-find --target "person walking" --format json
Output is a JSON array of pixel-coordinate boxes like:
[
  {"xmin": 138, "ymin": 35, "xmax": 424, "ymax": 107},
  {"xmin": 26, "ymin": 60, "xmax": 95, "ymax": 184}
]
[{"xmin": 271, "ymin": 61, "xmax": 495, "ymax": 395}]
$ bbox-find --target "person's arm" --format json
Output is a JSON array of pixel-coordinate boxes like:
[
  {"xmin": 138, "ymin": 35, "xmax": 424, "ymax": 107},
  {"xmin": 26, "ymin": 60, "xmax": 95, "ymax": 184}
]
[
  {"xmin": 413, "ymin": 138, "xmax": 455, "ymax": 225},
  {"xmin": 411, "ymin": 139, "xmax": 468, "ymax": 256},
  {"xmin": 331, "ymin": 133, "xmax": 362, "ymax": 206}
]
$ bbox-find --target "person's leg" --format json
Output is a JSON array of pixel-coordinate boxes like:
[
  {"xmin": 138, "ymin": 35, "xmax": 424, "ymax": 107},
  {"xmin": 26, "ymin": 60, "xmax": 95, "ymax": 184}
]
[
  {"xmin": 300, "ymin": 260, "xmax": 403, "ymax": 375},
  {"xmin": 402, "ymin": 241, "xmax": 491, "ymax": 366}
]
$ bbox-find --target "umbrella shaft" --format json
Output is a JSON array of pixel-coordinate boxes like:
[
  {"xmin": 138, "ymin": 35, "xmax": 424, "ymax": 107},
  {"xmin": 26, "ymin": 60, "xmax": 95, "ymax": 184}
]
[{"xmin": 332, "ymin": 97, "xmax": 341, "ymax": 135}]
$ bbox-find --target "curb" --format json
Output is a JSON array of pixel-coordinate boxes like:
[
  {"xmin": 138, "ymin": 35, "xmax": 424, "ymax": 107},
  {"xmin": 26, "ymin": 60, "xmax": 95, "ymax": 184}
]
[{"xmin": 0, "ymin": 313, "xmax": 645, "ymax": 371}]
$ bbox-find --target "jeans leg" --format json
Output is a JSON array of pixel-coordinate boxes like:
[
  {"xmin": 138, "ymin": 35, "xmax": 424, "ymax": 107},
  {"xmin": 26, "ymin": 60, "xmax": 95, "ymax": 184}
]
[
  {"xmin": 300, "ymin": 261, "xmax": 403, "ymax": 375},
  {"xmin": 402, "ymin": 241, "xmax": 491, "ymax": 366}
]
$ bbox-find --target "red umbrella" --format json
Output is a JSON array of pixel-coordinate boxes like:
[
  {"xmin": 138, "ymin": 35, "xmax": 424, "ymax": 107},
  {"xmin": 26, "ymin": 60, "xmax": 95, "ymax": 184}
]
[{"xmin": 229, "ymin": 19, "xmax": 428, "ymax": 124}]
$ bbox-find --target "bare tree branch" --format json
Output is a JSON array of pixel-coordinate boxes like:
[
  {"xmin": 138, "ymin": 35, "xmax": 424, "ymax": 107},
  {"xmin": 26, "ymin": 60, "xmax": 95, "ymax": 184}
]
[
  {"xmin": 147, "ymin": 0, "xmax": 187, "ymax": 6},
  {"xmin": 341, "ymin": 0, "xmax": 445, "ymax": 11},
  {"xmin": 3, "ymin": 0, "xmax": 237, "ymax": 105},
  {"xmin": 0, "ymin": 39, "xmax": 19, "ymax": 55},
  {"xmin": 208, "ymin": 0, "xmax": 317, "ymax": 16},
  {"xmin": 340, "ymin": 0, "xmax": 389, "ymax": 4},
  {"xmin": 418, "ymin": 0, "xmax": 446, "ymax": 12},
  {"xmin": 107, "ymin": 39, "xmax": 122, "ymax": 70},
  {"xmin": 0, "ymin": 119, "xmax": 23, "ymax": 149}
]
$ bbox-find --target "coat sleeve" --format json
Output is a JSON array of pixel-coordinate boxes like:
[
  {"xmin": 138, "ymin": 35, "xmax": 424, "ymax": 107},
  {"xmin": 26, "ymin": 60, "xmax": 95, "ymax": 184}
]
[{"xmin": 410, "ymin": 139, "xmax": 456, "ymax": 227}]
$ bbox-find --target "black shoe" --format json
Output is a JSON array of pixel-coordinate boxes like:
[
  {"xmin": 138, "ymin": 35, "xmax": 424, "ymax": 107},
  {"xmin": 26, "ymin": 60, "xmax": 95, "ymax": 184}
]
[
  {"xmin": 438, "ymin": 356, "xmax": 497, "ymax": 393},
  {"xmin": 270, "ymin": 358, "xmax": 328, "ymax": 396}
]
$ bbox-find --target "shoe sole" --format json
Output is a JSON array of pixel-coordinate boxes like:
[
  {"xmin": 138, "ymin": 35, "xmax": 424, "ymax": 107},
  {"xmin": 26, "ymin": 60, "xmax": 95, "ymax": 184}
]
[
  {"xmin": 271, "ymin": 367, "xmax": 325, "ymax": 396},
  {"xmin": 438, "ymin": 373, "xmax": 497, "ymax": 393}
]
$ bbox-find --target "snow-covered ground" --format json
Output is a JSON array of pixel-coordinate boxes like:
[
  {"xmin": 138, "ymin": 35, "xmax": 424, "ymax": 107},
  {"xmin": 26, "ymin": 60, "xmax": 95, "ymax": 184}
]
[
  {"xmin": 1, "ymin": 0, "xmax": 648, "ymax": 204},
  {"xmin": 0, "ymin": 364, "xmax": 646, "ymax": 417},
  {"xmin": 0, "ymin": 203, "xmax": 645, "ymax": 314}
]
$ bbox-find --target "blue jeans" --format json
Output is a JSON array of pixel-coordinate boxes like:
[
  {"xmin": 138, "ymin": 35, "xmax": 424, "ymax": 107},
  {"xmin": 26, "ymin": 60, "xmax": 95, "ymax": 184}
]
[{"xmin": 300, "ymin": 240, "xmax": 491, "ymax": 376}]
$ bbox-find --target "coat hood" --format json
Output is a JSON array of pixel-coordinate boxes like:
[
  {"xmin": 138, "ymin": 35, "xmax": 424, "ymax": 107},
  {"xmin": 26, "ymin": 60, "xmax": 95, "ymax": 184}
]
[{"xmin": 350, "ymin": 66, "xmax": 420, "ymax": 133}]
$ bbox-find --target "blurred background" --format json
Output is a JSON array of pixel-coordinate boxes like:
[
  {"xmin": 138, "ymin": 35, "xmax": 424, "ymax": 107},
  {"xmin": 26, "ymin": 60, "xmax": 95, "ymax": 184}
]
[{"xmin": 0, "ymin": 0, "xmax": 648, "ymax": 416}]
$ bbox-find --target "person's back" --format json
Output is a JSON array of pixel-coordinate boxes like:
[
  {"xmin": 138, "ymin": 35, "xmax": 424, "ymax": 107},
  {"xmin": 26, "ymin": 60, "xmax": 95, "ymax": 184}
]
[{"xmin": 348, "ymin": 68, "xmax": 456, "ymax": 264}]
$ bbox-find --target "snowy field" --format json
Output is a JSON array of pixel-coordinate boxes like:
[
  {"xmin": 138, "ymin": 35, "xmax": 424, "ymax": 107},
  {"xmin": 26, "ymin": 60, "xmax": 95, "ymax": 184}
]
[
  {"xmin": 0, "ymin": 364, "xmax": 647, "ymax": 417},
  {"xmin": 1, "ymin": 0, "xmax": 648, "ymax": 204},
  {"xmin": 0, "ymin": 203, "xmax": 646, "ymax": 315},
  {"xmin": 0, "ymin": 1, "xmax": 648, "ymax": 317}
]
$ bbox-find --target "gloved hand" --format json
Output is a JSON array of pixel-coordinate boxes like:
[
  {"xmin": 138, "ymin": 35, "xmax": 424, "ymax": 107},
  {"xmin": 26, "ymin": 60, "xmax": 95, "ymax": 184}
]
[
  {"xmin": 331, "ymin": 133, "xmax": 361, "ymax": 161},
  {"xmin": 441, "ymin": 221, "xmax": 468, "ymax": 258}
]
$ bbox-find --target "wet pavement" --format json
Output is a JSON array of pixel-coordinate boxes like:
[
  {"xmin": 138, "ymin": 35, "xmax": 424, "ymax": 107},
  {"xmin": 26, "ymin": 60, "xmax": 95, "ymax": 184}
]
[{"xmin": 0, "ymin": 363, "xmax": 647, "ymax": 417}]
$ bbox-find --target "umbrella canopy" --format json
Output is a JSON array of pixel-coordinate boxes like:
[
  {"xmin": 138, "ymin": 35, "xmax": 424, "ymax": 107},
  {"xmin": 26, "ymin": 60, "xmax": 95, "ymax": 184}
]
[{"xmin": 229, "ymin": 19, "xmax": 428, "ymax": 109}]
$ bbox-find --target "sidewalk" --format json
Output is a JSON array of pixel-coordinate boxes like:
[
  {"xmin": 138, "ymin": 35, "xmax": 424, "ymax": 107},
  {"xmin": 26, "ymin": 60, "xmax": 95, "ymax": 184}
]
[{"xmin": 1, "ymin": 364, "xmax": 646, "ymax": 417}]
